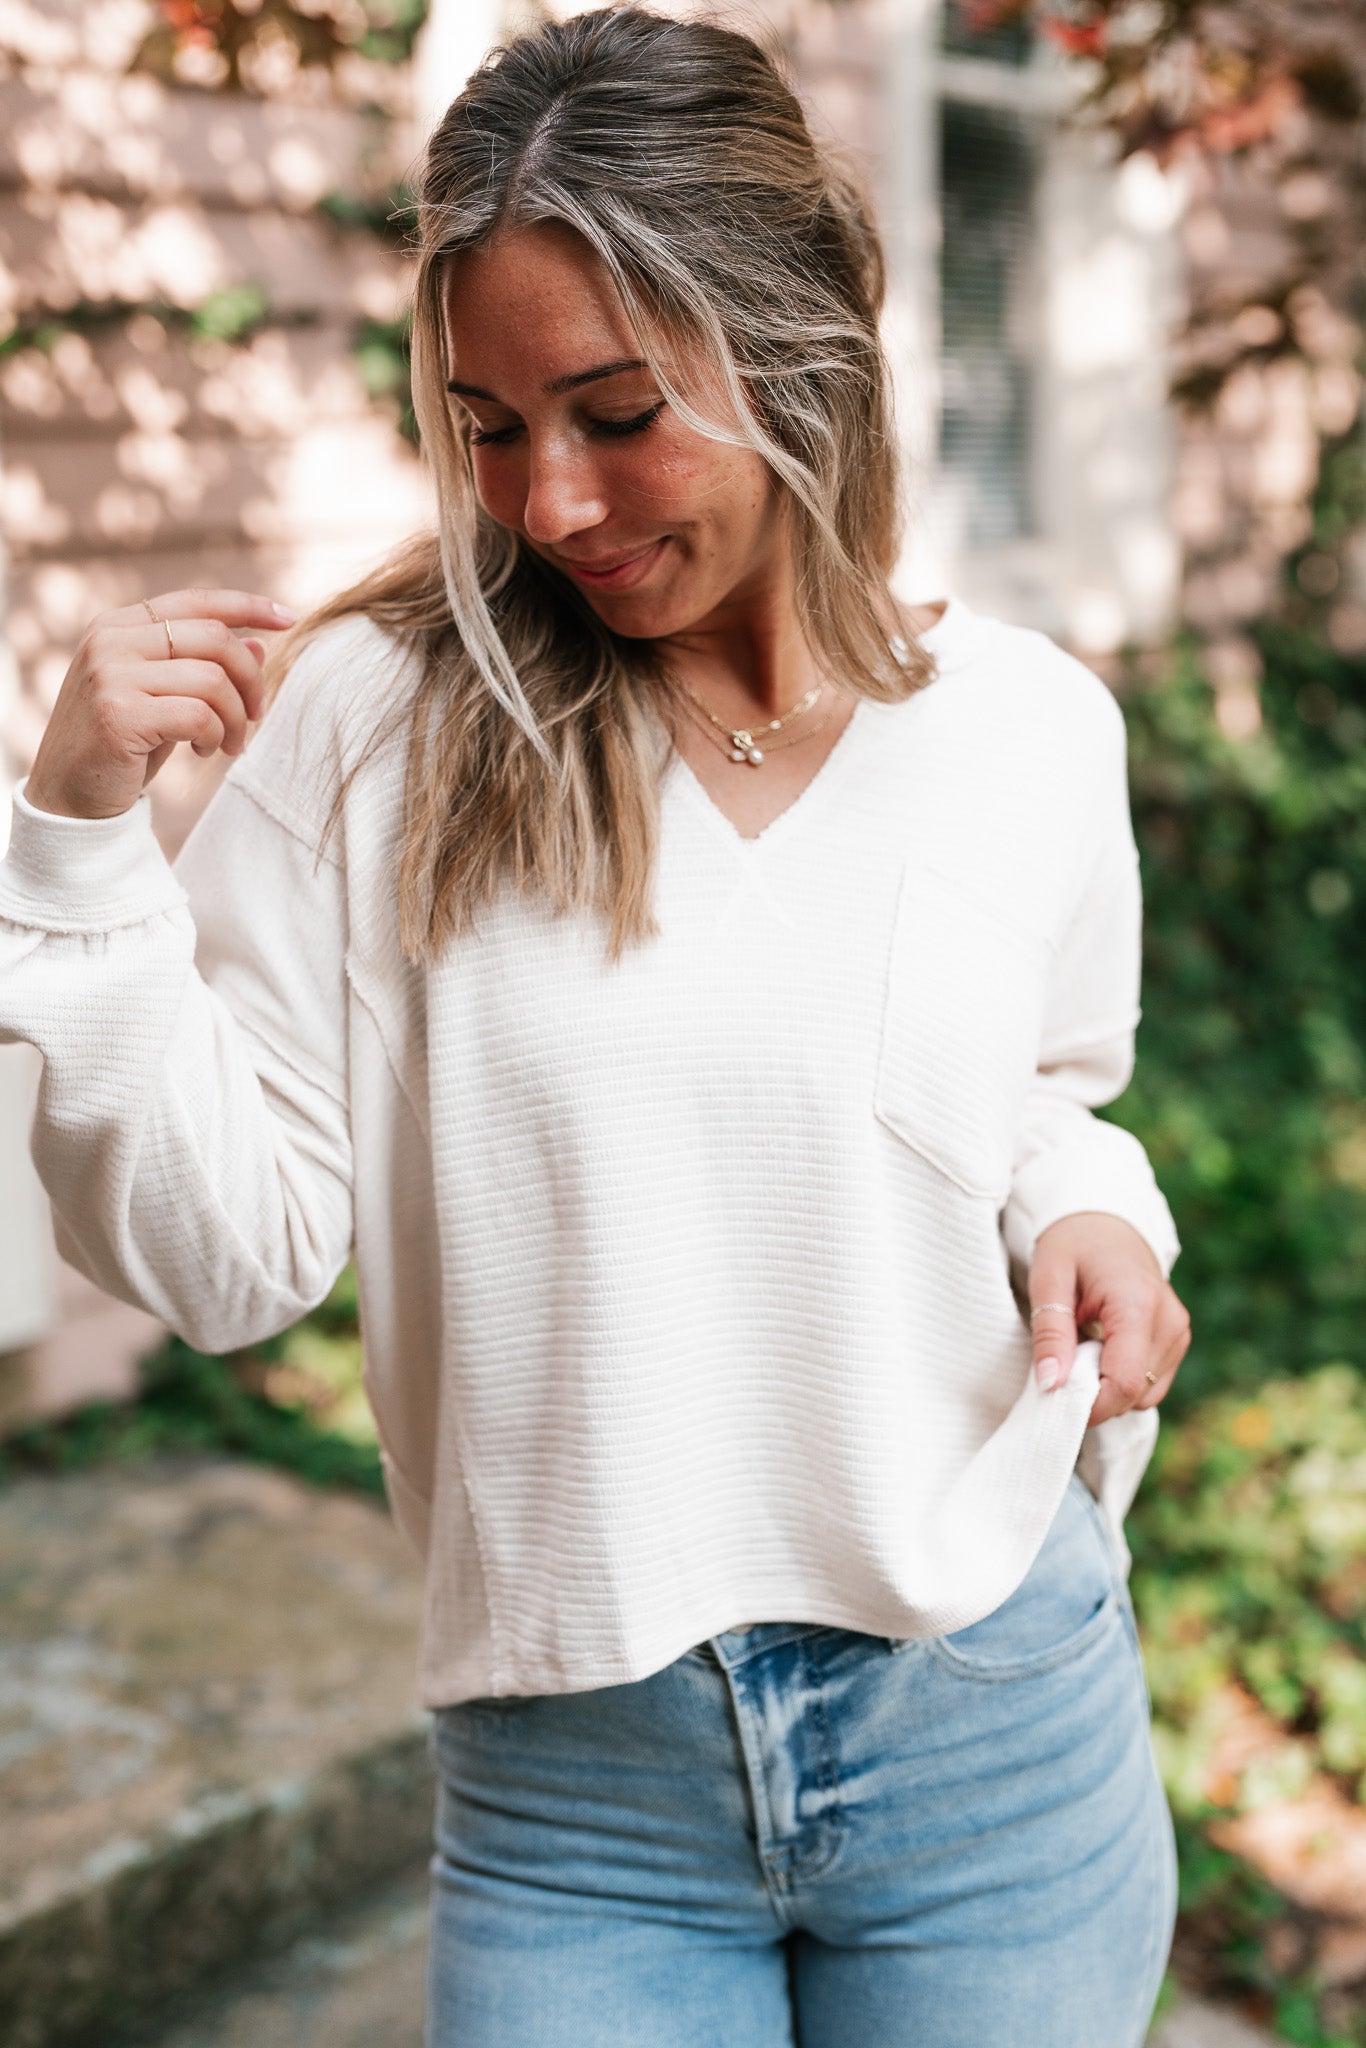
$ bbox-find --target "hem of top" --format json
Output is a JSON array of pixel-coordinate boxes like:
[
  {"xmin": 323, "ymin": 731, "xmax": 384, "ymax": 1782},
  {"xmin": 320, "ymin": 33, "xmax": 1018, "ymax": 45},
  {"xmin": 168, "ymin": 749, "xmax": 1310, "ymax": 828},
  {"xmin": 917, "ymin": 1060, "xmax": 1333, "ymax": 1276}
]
[{"xmin": 415, "ymin": 1591, "xmax": 1028, "ymax": 1709}]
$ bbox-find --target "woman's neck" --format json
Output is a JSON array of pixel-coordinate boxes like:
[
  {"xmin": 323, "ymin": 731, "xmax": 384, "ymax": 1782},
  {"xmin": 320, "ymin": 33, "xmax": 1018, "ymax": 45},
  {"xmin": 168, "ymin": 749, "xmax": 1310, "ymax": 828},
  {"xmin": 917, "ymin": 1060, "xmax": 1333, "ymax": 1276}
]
[
  {"xmin": 656, "ymin": 588, "xmax": 946, "ymax": 725},
  {"xmin": 655, "ymin": 559, "xmax": 817, "ymax": 723}
]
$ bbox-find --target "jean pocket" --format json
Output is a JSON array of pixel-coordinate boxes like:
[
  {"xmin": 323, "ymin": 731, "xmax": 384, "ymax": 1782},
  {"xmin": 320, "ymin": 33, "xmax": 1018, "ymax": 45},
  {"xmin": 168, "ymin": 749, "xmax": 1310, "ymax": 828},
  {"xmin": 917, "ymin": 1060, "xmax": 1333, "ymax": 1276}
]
[
  {"xmin": 873, "ymin": 865, "xmax": 1053, "ymax": 1202},
  {"xmin": 926, "ymin": 1476, "xmax": 1120, "ymax": 1682}
]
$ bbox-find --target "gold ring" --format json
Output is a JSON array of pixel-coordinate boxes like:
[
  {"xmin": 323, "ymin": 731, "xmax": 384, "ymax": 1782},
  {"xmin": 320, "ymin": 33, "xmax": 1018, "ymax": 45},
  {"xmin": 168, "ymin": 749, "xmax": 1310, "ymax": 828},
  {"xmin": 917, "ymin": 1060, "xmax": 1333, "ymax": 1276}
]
[
  {"xmin": 142, "ymin": 597, "xmax": 175, "ymax": 659},
  {"xmin": 1029, "ymin": 1302, "xmax": 1075, "ymax": 1322}
]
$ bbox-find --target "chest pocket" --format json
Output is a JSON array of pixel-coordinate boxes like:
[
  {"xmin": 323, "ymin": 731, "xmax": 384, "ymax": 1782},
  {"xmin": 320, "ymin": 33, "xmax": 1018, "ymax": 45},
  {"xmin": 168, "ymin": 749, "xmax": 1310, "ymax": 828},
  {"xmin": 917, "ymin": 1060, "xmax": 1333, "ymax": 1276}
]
[{"xmin": 874, "ymin": 864, "xmax": 1053, "ymax": 1202}]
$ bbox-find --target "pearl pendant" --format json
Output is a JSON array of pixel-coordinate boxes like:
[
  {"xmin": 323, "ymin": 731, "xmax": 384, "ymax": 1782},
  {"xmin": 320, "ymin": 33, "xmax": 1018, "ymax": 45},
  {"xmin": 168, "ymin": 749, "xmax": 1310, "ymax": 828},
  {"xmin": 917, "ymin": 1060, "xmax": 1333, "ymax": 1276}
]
[{"xmin": 746, "ymin": 747, "xmax": 764, "ymax": 765}]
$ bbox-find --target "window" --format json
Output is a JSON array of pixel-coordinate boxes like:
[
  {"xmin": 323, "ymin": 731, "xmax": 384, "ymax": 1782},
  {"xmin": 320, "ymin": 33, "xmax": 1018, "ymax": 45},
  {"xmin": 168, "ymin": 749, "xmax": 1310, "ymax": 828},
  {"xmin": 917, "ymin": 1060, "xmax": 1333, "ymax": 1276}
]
[
  {"xmin": 938, "ymin": 98, "xmax": 1039, "ymax": 547},
  {"xmin": 934, "ymin": 1, "xmax": 1044, "ymax": 552}
]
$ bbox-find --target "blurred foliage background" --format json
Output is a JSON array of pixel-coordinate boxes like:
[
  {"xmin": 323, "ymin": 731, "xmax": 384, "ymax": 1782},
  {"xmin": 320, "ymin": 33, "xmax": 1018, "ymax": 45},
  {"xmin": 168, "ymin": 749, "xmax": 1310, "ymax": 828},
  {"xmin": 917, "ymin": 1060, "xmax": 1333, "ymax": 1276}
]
[
  {"xmin": 1114, "ymin": 428, "xmax": 1366, "ymax": 2039},
  {"xmin": 1115, "ymin": 427, "xmax": 1366, "ymax": 1408}
]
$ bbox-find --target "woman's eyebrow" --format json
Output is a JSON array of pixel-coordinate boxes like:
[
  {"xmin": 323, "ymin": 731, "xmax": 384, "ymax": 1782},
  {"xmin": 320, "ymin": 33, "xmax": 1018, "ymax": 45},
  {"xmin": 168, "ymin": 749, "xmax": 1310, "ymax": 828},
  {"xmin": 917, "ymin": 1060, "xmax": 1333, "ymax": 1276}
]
[
  {"xmin": 546, "ymin": 356, "xmax": 649, "ymax": 395},
  {"xmin": 445, "ymin": 357, "xmax": 649, "ymax": 400}
]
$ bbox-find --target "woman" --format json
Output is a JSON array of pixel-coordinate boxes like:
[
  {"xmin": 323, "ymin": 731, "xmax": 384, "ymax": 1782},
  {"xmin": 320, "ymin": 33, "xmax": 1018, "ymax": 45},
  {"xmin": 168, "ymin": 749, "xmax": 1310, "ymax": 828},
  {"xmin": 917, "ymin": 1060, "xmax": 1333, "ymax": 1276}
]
[{"xmin": 0, "ymin": 10, "xmax": 1191, "ymax": 2044}]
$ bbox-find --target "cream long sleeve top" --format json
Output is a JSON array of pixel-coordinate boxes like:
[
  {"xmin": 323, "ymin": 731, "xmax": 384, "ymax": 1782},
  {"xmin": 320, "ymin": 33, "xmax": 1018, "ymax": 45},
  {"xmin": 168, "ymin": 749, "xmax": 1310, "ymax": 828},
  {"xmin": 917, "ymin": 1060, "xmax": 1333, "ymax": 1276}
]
[{"xmin": 0, "ymin": 594, "xmax": 1179, "ymax": 1706}]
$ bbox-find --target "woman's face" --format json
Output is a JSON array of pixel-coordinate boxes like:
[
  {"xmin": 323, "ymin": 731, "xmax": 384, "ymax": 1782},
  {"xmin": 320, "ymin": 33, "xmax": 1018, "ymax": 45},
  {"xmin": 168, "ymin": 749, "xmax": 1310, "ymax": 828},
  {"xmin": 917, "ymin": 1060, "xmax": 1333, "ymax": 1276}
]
[{"xmin": 442, "ymin": 223, "xmax": 786, "ymax": 640}]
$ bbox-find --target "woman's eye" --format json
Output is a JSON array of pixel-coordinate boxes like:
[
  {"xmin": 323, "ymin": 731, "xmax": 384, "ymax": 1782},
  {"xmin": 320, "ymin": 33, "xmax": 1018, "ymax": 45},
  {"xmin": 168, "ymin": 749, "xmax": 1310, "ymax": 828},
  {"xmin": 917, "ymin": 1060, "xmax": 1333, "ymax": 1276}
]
[
  {"xmin": 591, "ymin": 402, "xmax": 665, "ymax": 439},
  {"xmin": 468, "ymin": 402, "xmax": 664, "ymax": 448}
]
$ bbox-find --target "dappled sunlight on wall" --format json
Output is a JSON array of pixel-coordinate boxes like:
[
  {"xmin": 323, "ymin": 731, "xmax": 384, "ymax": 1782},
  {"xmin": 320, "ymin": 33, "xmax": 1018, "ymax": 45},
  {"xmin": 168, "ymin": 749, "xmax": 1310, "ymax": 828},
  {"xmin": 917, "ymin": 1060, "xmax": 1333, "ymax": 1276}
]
[{"xmin": 0, "ymin": 4, "xmax": 431, "ymax": 854}]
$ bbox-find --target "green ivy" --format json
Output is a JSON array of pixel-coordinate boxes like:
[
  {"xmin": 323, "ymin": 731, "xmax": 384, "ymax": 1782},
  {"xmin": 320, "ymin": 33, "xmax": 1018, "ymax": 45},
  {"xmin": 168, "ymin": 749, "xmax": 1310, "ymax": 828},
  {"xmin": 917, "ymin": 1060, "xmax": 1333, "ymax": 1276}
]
[
  {"xmin": 318, "ymin": 186, "xmax": 417, "ymax": 245},
  {"xmin": 1131, "ymin": 1372, "xmax": 1366, "ymax": 2040},
  {"xmin": 190, "ymin": 283, "xmax": 271, "ymax": 342},
  {"xmin": 1132, "ymin": 1365, "xmax": 1366, "ymax": 1806},
  {"xmin": 355, "ymin": 0, "xmax": 429, "ymax": 69},
  {"xmin": 0, "ymin": 288, "xmax": 285, "ymax": 358},
  {"xmin": 352, "ymin": 311, "xmax": 415, "ymax": 441},
  {"xmin": 0, "ymin": 1266, "xmax": 381, "ymax": 1498},
  {"xmin": 1108, "ymin": 412, "xmax": 1366, "ymax": 1405}
]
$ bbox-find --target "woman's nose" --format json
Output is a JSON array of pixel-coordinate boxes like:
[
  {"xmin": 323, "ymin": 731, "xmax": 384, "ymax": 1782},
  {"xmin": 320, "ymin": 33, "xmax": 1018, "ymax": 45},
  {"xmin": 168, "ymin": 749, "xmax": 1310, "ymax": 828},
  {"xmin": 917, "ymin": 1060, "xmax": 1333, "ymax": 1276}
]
[{"xmin": 521, "ymin": 433, "xmax": 609, "ymax": 545}]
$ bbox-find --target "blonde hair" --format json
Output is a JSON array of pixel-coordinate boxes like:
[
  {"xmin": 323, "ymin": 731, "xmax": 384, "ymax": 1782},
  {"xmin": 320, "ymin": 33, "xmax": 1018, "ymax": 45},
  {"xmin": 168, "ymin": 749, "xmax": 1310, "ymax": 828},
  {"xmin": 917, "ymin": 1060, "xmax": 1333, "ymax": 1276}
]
[{"xmin": 273, "ymin": 5, "xmax": 935, "ymax": 959}]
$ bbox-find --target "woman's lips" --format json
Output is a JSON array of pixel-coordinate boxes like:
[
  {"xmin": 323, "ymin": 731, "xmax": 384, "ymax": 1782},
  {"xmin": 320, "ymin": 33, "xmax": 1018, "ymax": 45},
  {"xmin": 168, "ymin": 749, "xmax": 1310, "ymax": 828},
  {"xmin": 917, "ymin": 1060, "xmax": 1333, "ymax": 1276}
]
[{"xmin": 555, "ymin": 538, "xmax": 668, "ymax": 592}]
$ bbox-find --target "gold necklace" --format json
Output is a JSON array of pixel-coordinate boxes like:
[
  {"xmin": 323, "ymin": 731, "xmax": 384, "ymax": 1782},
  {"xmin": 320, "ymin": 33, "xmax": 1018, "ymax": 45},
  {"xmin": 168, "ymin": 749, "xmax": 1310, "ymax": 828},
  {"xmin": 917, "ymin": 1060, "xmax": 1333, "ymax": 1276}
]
[
  {"xmin": 675, "ymin": 687, "xmax": 837, "ymax": 764},
  {"xmin": 674, "ymin": 677, "xmax": 826, "ymax": 765}
]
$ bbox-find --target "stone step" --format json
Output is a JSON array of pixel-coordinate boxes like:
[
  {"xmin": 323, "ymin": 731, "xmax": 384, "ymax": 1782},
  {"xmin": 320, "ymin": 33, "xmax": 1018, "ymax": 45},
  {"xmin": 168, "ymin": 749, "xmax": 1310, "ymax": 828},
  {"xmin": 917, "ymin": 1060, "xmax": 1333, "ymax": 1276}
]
[
  {"xmin": 138, "ymin": 1867, "xmax": 428, "ymax": 2048},
  {"xmin": 0, "ymin": 1457, "xmax": 432, "ymax": 2048}
]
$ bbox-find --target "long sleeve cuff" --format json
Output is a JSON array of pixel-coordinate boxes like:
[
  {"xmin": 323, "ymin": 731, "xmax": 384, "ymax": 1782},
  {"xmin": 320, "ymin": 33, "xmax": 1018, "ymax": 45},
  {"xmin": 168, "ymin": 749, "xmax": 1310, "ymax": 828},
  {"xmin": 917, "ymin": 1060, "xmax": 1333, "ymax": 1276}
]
[
  {"xmin": 1003, "ymin": 1123, "xmax": 1181, "ymax": 1280},
  {"xmin": 0, "ymin": 778, "xmax": 186, "ymax": 932}
]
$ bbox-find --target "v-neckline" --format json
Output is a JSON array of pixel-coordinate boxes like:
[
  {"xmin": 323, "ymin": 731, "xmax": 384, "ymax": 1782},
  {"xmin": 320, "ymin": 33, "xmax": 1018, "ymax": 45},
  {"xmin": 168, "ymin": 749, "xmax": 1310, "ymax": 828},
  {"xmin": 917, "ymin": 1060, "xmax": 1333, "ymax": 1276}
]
[
  {"xmin": 664, "ymin": 595, "xmax": 966, "ymax": 853},
  {"xmin": 668, "ymin": 695, "xmax": 869, "ymax": 853}
]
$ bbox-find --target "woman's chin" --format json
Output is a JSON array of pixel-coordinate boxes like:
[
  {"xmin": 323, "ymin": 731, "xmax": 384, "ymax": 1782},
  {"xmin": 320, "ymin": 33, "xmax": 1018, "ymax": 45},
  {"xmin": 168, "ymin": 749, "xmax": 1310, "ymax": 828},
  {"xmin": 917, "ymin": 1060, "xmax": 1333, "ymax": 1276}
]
[{"xmin": 577, "ymin": 583, "xmax": 694, "ymax": 641}]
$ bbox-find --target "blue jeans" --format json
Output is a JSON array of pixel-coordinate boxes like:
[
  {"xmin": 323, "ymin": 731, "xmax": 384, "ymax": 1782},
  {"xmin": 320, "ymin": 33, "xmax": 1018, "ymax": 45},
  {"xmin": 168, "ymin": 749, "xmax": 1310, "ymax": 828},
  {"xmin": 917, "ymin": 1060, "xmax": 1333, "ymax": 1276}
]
[{"xmin": 426, "ymin": 1474, "xmax": 1176, "ymax": 2046}]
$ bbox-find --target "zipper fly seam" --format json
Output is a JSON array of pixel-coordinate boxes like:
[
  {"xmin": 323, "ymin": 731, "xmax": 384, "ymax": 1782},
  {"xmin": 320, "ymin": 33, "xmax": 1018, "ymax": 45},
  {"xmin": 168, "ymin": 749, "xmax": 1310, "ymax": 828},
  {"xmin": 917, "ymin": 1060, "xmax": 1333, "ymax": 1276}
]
[
  {"xmin": 721, "ymin": 1663, "xmax": 793, "ymax": 1919},
  {"xmin": 726, "ymin": 1638, "xmax": 848, "ymax": 1903},
  {"xmin": 785, "ymin": 1634, "xmax": 847, "ymax": 1887}
]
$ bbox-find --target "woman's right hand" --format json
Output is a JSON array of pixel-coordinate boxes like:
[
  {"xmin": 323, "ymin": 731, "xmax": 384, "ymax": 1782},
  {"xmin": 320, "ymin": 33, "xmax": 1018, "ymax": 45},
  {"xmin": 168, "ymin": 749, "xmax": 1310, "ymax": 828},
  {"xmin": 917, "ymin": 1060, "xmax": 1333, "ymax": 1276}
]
[{"xmin": 22, "ymin": 587, "xmax": 298, "ymax": 820}]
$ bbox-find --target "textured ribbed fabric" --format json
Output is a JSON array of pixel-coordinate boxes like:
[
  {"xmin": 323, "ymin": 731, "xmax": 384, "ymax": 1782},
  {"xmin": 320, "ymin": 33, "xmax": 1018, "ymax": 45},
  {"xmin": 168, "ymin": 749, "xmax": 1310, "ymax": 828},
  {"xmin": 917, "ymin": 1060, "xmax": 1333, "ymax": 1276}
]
[{"xmin": 0, "ymin": 595, "xmax": 1178, "ymax": 1706}]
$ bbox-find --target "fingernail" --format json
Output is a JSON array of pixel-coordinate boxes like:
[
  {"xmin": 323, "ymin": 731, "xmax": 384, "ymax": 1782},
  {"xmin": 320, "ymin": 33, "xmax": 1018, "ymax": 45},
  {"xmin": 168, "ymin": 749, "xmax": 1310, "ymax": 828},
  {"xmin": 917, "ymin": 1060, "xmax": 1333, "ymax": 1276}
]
[
  {"xmin": 1036, "ymin": 1357, "xmax": 1062, "ymax": 1393},
  {"xmin": 271, "ymin": 602, "xmax": 298, "ymax": 623}
]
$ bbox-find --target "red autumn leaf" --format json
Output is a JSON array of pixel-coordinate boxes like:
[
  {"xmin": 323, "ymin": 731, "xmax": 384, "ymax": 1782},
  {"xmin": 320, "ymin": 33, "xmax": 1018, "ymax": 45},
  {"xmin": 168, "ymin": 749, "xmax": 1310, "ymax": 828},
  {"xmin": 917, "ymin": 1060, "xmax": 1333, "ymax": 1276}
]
[{"xmin": 1039, "ymin": 13, "xmax": 1107, "ymax": 58}]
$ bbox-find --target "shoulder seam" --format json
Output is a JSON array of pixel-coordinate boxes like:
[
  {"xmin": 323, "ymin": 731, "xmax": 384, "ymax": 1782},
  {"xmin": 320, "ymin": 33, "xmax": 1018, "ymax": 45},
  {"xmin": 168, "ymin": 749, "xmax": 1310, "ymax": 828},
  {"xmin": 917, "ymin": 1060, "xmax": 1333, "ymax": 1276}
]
[{"xmin": 223, "ymin": 773, "xmax": 343, "ymax": 871}]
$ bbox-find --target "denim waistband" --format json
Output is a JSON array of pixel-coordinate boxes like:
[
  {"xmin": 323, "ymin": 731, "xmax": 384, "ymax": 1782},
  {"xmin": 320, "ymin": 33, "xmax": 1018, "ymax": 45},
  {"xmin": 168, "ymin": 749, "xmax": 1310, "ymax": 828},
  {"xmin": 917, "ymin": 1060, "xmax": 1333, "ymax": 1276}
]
[{"xmin": 689, "ymin": 1621, "xmax": 905, "ymax": 1670}]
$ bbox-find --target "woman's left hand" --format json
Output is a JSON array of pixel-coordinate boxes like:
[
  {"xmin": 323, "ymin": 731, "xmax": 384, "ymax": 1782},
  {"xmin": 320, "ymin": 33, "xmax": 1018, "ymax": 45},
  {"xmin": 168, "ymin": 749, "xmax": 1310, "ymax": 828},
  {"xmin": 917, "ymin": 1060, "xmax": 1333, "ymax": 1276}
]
[{"xmin": 1027, "ymin": 1211, "xmax": 1192, "ymax": 1426}]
